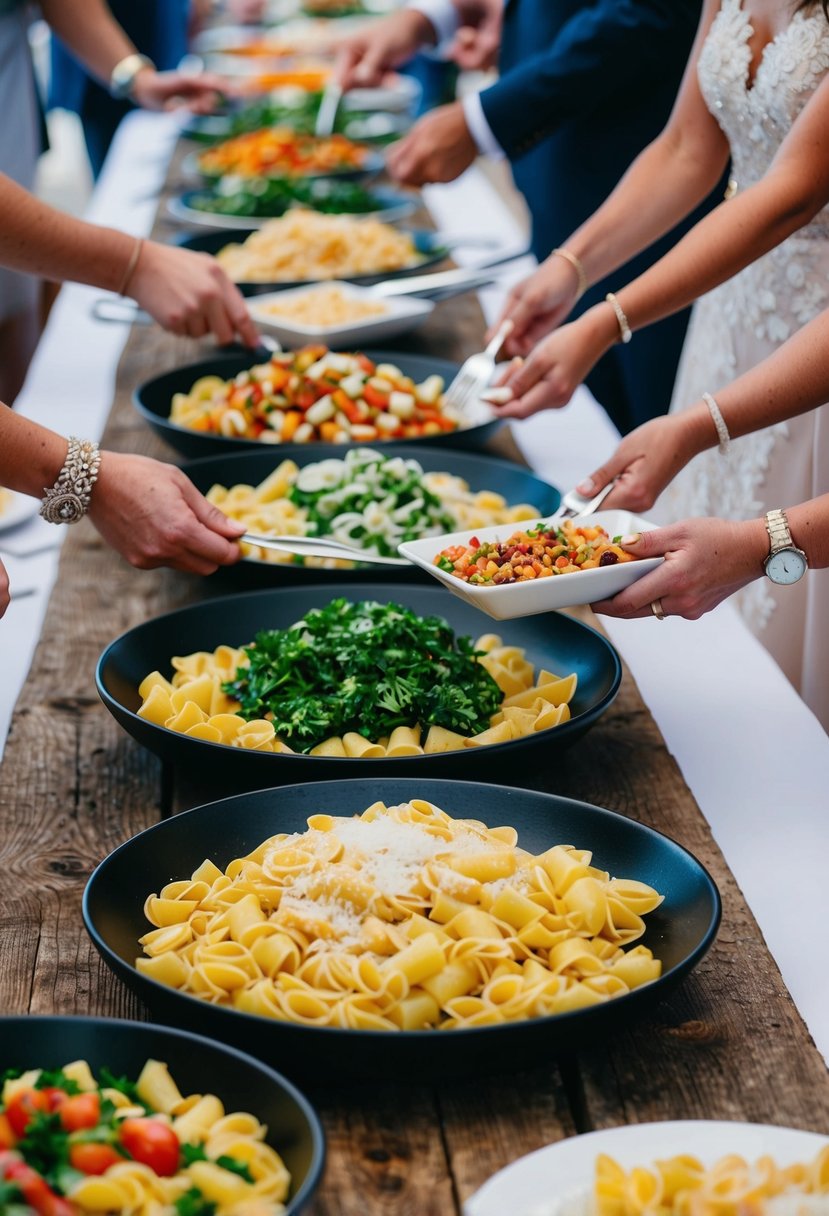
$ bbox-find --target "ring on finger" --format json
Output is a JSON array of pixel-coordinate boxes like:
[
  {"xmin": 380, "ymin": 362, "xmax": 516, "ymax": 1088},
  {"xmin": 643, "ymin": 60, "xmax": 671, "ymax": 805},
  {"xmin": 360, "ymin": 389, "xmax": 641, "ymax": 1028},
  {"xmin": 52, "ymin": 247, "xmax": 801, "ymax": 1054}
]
[{"xmin": 650, "ymin": 598, "xmax": 666, "ymax": 621}]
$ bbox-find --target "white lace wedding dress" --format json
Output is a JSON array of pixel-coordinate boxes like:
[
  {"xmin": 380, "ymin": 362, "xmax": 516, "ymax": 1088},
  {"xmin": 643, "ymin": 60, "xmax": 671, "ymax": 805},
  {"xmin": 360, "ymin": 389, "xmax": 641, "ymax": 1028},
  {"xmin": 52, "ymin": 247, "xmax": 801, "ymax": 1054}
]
[{"xmin": 662, "ymin": 0, "xmax": 829, "ymax": 729}]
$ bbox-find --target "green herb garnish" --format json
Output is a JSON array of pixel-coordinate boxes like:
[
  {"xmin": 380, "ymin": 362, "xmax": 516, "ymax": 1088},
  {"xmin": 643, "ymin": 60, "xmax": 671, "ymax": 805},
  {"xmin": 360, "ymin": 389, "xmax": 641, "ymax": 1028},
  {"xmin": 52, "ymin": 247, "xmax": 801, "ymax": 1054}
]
[
  {"xmin": 176, "ymin": 1187, "xmax": 218, "ymax": 1216},
  {"xmin": 223, "ymin": 599, "xmax": 503, "ymax": 750}
]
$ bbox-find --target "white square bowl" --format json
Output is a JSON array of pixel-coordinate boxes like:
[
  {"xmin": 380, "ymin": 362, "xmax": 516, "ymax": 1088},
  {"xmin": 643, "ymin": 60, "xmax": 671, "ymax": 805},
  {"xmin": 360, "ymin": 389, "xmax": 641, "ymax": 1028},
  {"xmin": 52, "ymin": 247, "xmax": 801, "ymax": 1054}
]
[
  {"xmin": 399, "ymin": 509, "xmax": 662, "ymax": 620},
  {"xmin": 247, "ymin": 283, "xmax": 434, "ymax": 349}
]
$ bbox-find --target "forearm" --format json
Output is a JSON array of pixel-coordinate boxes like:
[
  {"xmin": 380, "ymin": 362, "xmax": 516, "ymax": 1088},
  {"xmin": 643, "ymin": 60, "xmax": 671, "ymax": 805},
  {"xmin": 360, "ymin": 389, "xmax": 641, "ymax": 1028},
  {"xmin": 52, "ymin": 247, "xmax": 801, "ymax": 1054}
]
[
  {"xmin": 0, "ymin": 175, "xmax": 134, "ymax": 292},
  {"xmin": 787, "ymin": 495, "xmax": 829, "ymax": 569},
  {"xmin": 40, "ymin": 0, "xmax": 136, "ymax": 86},
  {"xmin": 0, "ymin": 405, "xmax": 68, "ymax": 499},
  {"xmin": 565, "ymin": 131, "xmax": 729, "ymax": 290},
  {"xmin": 614, "ymin": 168, "xmax": 827, "ymax": 332}
]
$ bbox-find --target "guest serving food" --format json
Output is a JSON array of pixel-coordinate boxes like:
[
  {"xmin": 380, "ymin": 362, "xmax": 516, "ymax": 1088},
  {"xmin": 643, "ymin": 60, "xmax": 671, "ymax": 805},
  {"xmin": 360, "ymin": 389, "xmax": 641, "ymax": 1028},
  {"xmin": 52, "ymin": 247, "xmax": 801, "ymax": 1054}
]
[
  {"xmin": 135, "ymin": 598, "xmax": 579, "ymax": 755},
  {"xmin": 136, "ymin": 797, "xmax": 663, "ymax": 1029},
  {"xmin": 213, "ymin": 213, "xmax": 423, "ymax": 283},
  {"xmin": 170, "ymin": 347, "xmax": 460, "ymax": 443},
  {"xmin": 0, "ymin": 1058, "xmax": 290, "ymax": 1214}
]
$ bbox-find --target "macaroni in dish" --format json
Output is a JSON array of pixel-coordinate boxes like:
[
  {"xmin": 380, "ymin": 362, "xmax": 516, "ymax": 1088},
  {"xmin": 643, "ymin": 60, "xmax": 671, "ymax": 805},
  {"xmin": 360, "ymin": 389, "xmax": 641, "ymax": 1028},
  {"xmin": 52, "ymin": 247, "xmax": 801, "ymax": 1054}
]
[
  {"xmin": 256, "ymin": 285, "xmax": 389, "ymax": 326},
  {"xmin": 0, "ymin": 1058, "xmax": 290, "ymax": 1214},
  {"xmin": 214, "ymin": 212, "xmax": 422, "ymax": 283},
  {"xmin": 136, "ymin": 798, "xmax": 663, "ymax": 1029}
]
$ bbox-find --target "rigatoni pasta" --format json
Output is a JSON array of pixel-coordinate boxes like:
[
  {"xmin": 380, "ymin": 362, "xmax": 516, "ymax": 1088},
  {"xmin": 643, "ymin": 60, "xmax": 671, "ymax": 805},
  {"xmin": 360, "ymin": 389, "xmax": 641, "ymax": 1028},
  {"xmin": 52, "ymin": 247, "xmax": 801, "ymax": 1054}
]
[{"xmin": 136, "ymin": 798, "xmax": 664, "ymax": 1030}]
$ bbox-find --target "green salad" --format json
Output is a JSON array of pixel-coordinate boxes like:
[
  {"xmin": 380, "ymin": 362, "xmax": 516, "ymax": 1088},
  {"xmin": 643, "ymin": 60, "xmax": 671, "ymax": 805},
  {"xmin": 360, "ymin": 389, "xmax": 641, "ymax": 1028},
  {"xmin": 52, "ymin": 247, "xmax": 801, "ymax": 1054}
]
[
  {"xmin": 188, "ymin": 177, "xmax": 393, "ymax": 220},
  {"xmin": 288, "ymin": 448, "xmax": 454, "ymax": 558},
  {"xmin": 223, "ymin": 598, "xmax": 503, "ymax": 751}
]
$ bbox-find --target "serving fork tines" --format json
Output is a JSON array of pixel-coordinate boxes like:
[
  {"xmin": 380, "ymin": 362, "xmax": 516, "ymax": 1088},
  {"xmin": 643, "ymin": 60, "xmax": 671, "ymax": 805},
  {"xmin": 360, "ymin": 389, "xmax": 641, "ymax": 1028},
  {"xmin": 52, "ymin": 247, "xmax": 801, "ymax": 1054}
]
[{"xmin": 442, "ymin": 319, "xmax": 514, "ymax": 414}]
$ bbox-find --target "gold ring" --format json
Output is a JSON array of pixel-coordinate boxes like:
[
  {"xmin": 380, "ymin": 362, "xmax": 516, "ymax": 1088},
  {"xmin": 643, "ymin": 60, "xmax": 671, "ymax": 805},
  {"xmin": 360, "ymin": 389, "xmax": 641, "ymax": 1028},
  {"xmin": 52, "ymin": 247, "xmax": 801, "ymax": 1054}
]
[{"xmin": 650, "ymin": 599, "xmax": 666, "ymax": 621}]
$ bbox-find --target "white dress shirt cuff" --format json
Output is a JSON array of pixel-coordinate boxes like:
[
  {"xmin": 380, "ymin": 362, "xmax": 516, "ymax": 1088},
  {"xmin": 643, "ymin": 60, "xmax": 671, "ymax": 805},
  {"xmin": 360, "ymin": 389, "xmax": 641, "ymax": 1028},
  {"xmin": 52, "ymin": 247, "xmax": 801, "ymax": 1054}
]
[
  {"xmin": 406, "ymin": 0, "xmax": 461, "ymax": 51},
  {"xmin": 461, "ymin": 90, "xmax": 505, "ymax": 160}
]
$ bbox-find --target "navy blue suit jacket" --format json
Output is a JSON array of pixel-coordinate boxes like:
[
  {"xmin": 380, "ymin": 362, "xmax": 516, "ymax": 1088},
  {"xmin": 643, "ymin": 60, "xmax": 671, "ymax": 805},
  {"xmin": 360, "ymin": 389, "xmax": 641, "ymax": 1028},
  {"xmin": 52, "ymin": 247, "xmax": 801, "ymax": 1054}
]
[{"xmin": 477, "ymin": 0, "xmax": 720, "ymax": 431}]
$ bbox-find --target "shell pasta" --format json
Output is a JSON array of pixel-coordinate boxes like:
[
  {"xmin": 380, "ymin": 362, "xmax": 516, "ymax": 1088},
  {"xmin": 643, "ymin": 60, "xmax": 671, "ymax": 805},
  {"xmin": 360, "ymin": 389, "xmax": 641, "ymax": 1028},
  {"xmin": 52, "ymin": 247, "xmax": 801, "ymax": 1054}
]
[
  {"xmin": 136, "ymin": 798, "xmax": 664, "ymax": 1031},
  {"xmin": 592, "ymin": 1148, "xmax": 829, "ymax": 1216}
]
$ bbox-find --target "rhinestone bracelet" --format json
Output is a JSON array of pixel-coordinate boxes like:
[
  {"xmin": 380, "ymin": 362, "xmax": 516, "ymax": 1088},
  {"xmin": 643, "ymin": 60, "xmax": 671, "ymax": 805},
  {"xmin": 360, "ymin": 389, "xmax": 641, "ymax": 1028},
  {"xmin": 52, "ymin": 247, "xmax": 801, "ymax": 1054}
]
[
  {"xmin": 702, "ymin": 391, "xmax": 731, "ymax": 456},
  {"xmin": 40, "ymin": 437, "xmax": 102, "ymax": 525}
]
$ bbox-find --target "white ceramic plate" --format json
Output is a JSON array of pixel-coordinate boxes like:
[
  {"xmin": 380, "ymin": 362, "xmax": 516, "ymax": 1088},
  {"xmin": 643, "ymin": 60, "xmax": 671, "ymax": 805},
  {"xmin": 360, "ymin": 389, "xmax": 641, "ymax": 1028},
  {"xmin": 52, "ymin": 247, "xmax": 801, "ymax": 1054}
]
[
  {"xmin": 0, "ymin": 491, "xmax": 39, "ymax": 534},
  {"xmin": 247, "ymin": 282, "xmax": 434, "ymax": 347},
  {"xmin": 399, "ymin": 510, "xmax": 662, "ymax": 621},
  {"xmin": 464, "ymin": 1121, "xmax": 829, "ymax": 1216}
]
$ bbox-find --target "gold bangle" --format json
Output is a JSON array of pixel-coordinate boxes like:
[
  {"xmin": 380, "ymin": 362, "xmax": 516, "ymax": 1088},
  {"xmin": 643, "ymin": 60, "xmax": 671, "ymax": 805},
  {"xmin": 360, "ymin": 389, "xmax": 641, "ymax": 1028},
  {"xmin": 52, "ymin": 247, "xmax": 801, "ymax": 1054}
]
[
  {"xmin": 605, "ymin": 292, "xmax": 632, "ymax": 344},
  {"xmin": 552, "ymin": 247, "xmax": 588, "ymax": 301},
  {"xmin": 117, "ymin": 236, "xmax": 144, "ymax": 297}
]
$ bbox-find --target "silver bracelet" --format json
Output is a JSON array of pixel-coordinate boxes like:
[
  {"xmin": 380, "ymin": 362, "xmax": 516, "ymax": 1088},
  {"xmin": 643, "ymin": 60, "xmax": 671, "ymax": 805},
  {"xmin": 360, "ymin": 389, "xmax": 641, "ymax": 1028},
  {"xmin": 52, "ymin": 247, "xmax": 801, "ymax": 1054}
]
[
  {"xmin": 605, "ymin": 292, "xmax": 632, "ymax": 344},
  {"xmin": 702, "ymin": 391, "xmax": 731, "ymax": 456},
  {"xmin": 40, "ymin": 437, "xmax": 101, "ymax": 525}
]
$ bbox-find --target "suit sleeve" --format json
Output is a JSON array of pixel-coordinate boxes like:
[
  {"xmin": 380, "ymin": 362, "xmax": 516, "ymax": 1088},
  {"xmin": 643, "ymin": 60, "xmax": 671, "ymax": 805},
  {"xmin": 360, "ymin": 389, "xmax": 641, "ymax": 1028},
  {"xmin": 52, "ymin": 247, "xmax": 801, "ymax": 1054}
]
[{"xmin": 480, "ymin": 0, "xmax": 701, "ymax": 160}]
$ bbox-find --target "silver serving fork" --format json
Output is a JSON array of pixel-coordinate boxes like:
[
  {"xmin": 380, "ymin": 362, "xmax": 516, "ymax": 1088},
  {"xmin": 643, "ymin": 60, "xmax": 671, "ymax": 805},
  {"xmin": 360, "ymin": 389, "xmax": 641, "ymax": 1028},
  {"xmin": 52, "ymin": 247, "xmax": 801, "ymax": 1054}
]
[
  {"xmin": 315, "ymin": 82, "xmax": 344, "ymax": 138},
  {"xmin": 551, "ymin": 479, "xmax": 619, "ymax": 522},
  {"xmin": 442, "ymin": 319, "xmax": 514, "ymax": 414},
  {"xmin": 241, "ymin": 532, "xmax": 410, "ymax": 566}
]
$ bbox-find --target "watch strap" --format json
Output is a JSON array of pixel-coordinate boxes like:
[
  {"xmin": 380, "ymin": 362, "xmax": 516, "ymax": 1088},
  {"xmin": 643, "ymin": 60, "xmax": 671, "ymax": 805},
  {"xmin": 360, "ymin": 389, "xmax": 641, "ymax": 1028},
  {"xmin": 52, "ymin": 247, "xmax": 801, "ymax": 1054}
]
[
  {"xmin": 110, "ymin": 53, "xmax": 155, "ymax": 100},
  {"xmin": 765, "ymin": 508, "xmax": 793, "ymax": 555}
]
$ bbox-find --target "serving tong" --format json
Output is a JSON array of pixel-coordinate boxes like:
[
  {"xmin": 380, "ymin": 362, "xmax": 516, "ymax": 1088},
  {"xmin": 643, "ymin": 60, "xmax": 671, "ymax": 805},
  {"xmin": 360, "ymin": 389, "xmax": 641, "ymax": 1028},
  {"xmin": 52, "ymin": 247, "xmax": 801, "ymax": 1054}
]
[{"xmin": 241, "ymin": 532, "xmax": 411, "ymax": 566}]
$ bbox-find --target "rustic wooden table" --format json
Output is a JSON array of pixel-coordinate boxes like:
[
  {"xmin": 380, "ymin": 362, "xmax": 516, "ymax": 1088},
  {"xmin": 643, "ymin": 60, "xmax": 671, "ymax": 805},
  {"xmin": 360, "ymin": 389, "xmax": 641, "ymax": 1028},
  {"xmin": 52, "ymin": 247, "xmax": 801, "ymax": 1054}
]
[{"xmin": 2, "ymin": 152, "xmax": 827, "ymax": 1215}]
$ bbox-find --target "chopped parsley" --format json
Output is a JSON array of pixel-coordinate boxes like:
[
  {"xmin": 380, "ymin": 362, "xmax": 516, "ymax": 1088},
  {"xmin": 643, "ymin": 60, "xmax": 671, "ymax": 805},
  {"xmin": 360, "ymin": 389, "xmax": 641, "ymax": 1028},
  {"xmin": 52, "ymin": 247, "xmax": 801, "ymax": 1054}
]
[{"xmin": 224, "ymin": 598, "xmax": 503, "ymax": 750}]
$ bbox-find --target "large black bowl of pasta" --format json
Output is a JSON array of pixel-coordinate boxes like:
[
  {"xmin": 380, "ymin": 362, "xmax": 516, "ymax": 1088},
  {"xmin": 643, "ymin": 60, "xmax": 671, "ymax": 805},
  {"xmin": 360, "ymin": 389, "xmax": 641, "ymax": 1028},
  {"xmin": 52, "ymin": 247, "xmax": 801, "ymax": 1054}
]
[
  {"xmin": 133, "ymin": 350, "xmax": 503, "ymax": 460},
  {"xmin": 0, "ymin": 1015, "xmax": 325, "ymax": 1212},
  {"xmin": 95, "ymin": 583, "xmax": 621, "ymax": 788},
  {"xmin": 83, "ymin": 778, "xmax": 721, "ymax": 1083}
]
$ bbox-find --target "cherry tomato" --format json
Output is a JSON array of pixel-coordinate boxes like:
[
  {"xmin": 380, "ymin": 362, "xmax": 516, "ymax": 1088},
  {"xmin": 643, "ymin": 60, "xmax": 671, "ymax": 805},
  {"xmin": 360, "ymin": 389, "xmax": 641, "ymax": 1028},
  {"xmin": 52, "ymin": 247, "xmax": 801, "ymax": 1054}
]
[
  {"xmin": 119, "ymin": 1118, "xmax": 180, "ymax": 1177},
  {"xmin": 40, "ymin": 1088, "xmax": 68, "ymax": 1114},
  {"xmin": 4, "ymin": 1088, "xmax": 49, "ymax": 1137},
  {"xmin": 58, "ymin": 1092, "xmax": 100, "ymax": 1132},
  {"xmin": 69, "ymin": 1142, "xmax": 122, "ymax": 1176},
  {"xmin": 3, "ymin": 1157, "xmax": 74, "ymax": 1216},
  {"xmin": 0, "ymin": 1114, "xmax": 16, "ymax": 1149}
]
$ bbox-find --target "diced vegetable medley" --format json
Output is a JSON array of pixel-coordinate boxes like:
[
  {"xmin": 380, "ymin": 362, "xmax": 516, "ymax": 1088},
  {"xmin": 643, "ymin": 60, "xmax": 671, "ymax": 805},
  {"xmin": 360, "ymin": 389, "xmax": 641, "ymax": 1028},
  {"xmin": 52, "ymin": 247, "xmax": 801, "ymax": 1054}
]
[{"xmin": 434, "ymin": 521, "xmax": 636, "ymax": 585}]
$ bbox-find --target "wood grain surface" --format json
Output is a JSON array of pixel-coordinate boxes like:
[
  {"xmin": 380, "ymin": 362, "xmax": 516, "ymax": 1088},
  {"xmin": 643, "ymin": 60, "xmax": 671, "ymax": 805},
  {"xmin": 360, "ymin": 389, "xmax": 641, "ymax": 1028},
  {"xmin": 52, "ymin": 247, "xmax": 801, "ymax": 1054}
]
[{"xmin": 1, "ymin": 147, "xmax": 827, "ymax": 1216}]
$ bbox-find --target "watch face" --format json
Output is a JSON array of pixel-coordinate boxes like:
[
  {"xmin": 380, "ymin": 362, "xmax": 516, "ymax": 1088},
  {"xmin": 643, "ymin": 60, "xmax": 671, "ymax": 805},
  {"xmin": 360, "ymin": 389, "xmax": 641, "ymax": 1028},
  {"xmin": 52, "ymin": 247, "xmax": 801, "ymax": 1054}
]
[{"xmin": 766, "ymin": 548, "xmax": 807, "ymax": 585}]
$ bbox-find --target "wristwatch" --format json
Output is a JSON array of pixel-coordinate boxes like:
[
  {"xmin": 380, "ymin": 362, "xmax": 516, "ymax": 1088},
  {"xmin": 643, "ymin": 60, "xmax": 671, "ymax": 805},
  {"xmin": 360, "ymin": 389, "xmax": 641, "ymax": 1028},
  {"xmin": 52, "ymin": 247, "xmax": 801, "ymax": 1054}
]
[
  {"xmin": 764, "ymin": 508, "xmax": 808, "ymax": 585},
  {"xmin": 109, "ymin": 53, "xmax": 155, "ymax": 100}
]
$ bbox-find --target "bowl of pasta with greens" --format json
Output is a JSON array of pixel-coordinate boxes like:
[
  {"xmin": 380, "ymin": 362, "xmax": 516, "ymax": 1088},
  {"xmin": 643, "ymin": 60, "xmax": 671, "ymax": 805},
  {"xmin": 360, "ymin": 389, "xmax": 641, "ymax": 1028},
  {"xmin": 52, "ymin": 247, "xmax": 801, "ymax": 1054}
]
[
  {"xmin": 0, "ymin": 1015, "xmax": 324, "ymax": 1214},
  {"xmin": 180, "ymin": 445, "xmax": 561, "ymax": 586},
  {"xmin": 95, "ymin": 584, "xmax": 621, "ymax": 786},
  {"xmin": 82, "ymin": 778, "xmax": 720, "ymax": 1082}
]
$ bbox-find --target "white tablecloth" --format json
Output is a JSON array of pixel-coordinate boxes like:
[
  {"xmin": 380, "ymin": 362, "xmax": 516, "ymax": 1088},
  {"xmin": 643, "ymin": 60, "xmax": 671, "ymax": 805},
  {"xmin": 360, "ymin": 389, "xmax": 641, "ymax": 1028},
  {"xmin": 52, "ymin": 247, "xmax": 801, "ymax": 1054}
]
[{"xmin": 2, "ymin": 114, "xmax": 827, "ymax": 1068}]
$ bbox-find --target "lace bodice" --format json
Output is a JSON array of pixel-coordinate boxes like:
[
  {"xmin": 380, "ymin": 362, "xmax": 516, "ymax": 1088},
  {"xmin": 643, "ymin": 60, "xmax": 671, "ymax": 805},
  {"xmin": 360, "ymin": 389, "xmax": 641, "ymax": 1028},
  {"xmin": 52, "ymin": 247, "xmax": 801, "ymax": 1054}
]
[{"xmin": 698, "ymin": 0, "xmax": 829, "ymax": 235}]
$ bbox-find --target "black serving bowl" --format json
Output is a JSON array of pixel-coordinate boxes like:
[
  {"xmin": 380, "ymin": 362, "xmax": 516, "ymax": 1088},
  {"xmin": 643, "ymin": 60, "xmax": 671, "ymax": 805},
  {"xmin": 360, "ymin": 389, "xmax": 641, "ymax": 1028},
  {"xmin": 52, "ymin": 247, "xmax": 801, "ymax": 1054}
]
[
  {"xmin": 181, "ymin": 445, "xmax": 561, "ymax": 586},
  {"xmin": 83, "ymin": 778, "xmax": 721, "ymax": 1082},
  {"xmin": 172, "ymin": 227, "xmax": 451, "ymax": 295},
  {"xmin": 134, "ymin": 350, "xmax": 502, "ymax": 460},
  {"xmin": 0, "ymin": 1015, "xmax": 325, "ymax": 1212},
  {"xmin": 95, "ymin": 583, "xmax": 621, "ymax": 788}
]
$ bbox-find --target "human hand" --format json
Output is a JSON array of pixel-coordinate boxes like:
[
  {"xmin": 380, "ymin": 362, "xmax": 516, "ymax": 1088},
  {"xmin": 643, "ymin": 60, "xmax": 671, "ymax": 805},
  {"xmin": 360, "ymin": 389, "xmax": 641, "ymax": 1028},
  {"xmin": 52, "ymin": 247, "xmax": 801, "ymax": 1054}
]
[
  {"xmin": 590, "ymin": 517, "xmax": 768, "ymax": 621},
  {"xmin": 335, "ymin": 9, "xmax": 435, "ymax": 89},
  {"xmin": 88, "ymin": 453, "xmax": 245, "ymax": 576},
  {"xmin": 131, "ymin": 67, "xmax": 227, "ymax": 115},
  {"xmin": 0, "ymin": 557, "xmax": 9, "ymax": 620},
  {"xmin": 491, "ymin": 255, "xmax": 585, "ymax": 357},
  {"xmin": 226, "ymin": 0, "xmax": 267, "ymax": 22},
  {"xmin": 488, "ymin": 307, "xmax": 617, "ymax": 419},
  {"xmin": 128, "ymin": 241, "xmax": 259, "ymax": 346},
  {"xmin": 449, "ymin": 0, "xmax": 502, "ymax": 69},
  {"xmin": 573, "ymin": 412, "xmax": 712, "ymax": 514},
  {"xmin": 386, "ymin": 102, "xmax": 477, "ymax": 187}
]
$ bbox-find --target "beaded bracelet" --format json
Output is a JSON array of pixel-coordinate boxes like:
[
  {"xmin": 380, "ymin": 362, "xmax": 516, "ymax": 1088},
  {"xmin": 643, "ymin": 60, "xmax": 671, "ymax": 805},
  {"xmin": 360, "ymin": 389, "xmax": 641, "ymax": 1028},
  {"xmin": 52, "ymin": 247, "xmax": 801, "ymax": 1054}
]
[
  {"xmin": 40, "ymin": 438, "xmax": 102, "ymax": 525},
  {"xmin": 702, "ymin": 391, "xmax": 731, "ymax": 456}
]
